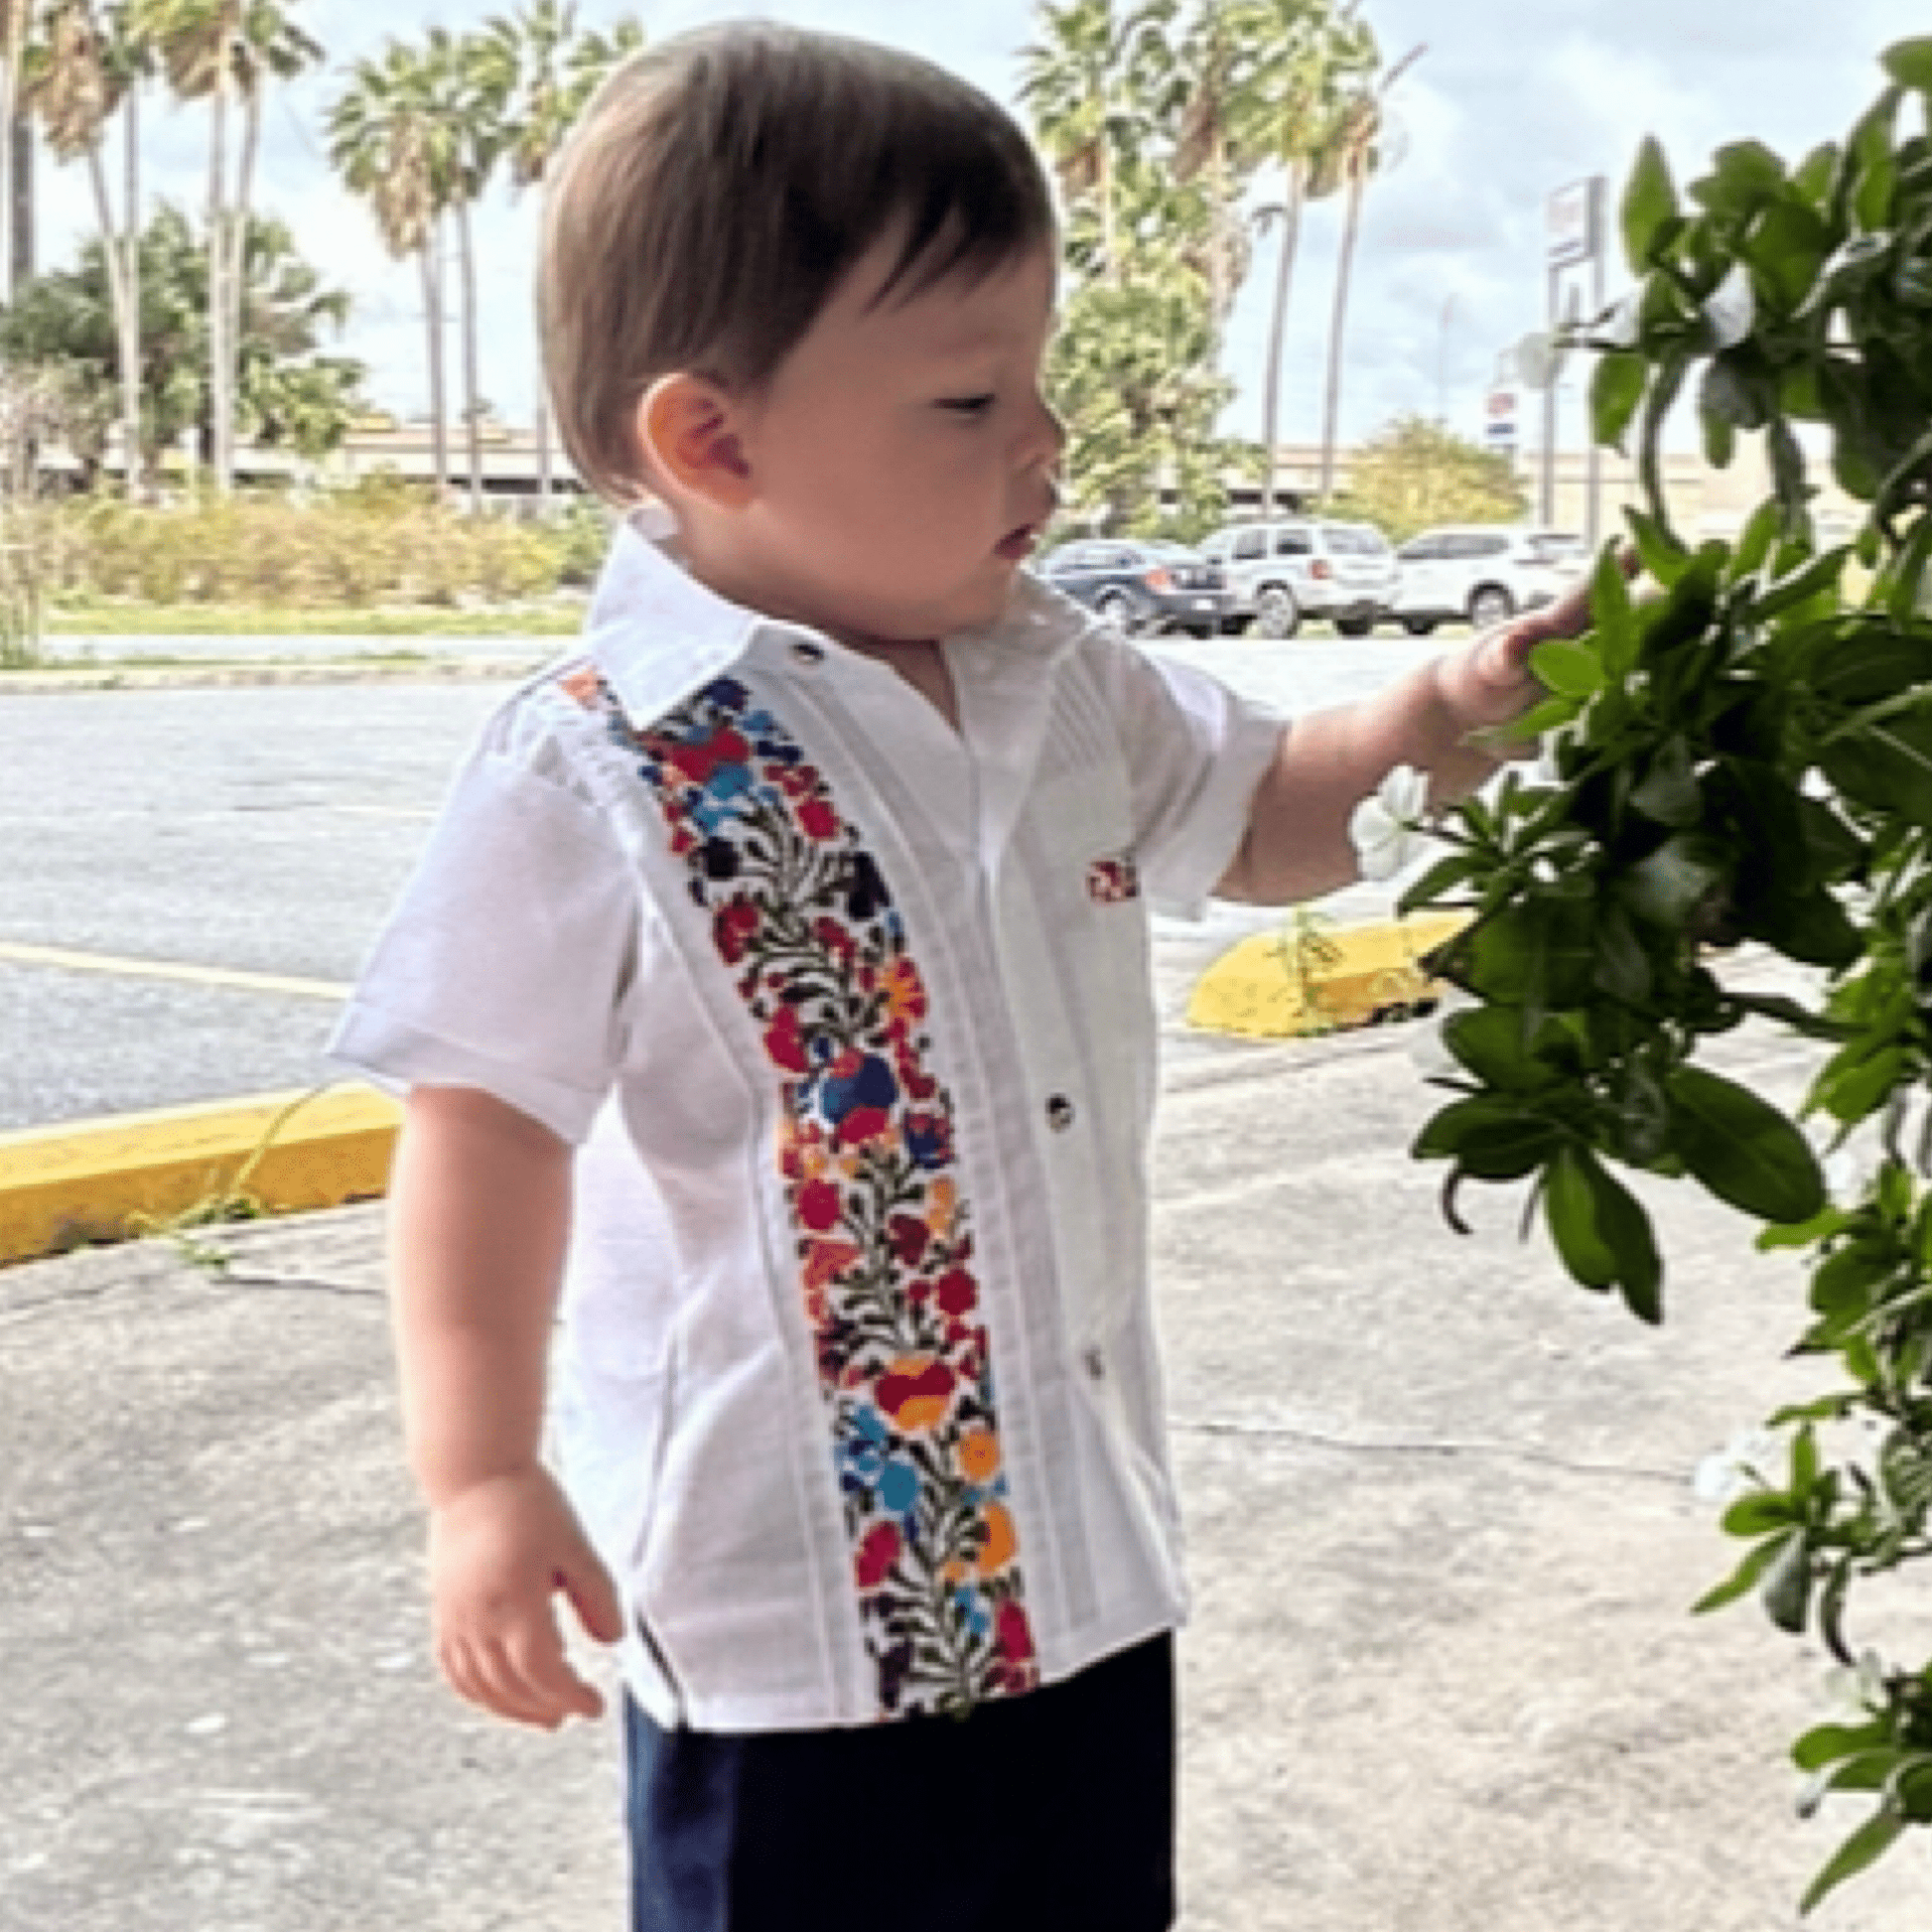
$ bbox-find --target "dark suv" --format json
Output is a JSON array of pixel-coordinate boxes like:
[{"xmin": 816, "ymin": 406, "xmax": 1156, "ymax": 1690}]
[{"xmin": 1035, "ymin": 538, "xmax": 1232, "ymax": 637}]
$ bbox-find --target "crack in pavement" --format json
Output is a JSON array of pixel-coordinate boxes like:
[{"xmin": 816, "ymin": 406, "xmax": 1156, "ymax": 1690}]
[{"xmin": 1172, "ymin": 1414, "xmax": 1685, "ymax": 1487}]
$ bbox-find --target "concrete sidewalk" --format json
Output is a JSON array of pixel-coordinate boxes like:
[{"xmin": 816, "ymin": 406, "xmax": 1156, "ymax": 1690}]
[{"xmin": 3, "ymin": 1012, "xmax": 1927, "ymax": 1929}]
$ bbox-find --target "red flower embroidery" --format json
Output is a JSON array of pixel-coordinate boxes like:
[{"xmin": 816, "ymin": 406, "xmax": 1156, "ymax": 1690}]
[
  {"xmin": 996, "ymin": 1599, "xmax": 1036, "ymax": 1665},
  {"xmin": 797, "ymin": 797, "xmax": 839, "ymax": 841},
  {"xmin": 798, "ymin": 1179, "xmax": 843, "ymax": 1232},
  {"xmin": 857, "ymin": 1521, "xmax": 901, "ymax": 1589}
]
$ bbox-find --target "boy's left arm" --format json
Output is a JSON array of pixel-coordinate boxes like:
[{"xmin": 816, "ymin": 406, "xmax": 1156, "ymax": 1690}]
[{"xmin": 1219, "ymin": 571, "xmax": 1599, "ymax": 906}]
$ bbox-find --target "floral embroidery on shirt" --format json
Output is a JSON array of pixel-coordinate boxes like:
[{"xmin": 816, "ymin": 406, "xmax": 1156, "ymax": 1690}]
[
  {"xmin": 1086, "ymin": 854, "xmax": 1141, "ymax": 904},
  {"xmin": 570, "ymin": 667, "xmax": 1040, "ymax": 1719}
]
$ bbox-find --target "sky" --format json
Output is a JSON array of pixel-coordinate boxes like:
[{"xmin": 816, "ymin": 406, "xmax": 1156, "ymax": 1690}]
[{"xmin": 36, "ymin": 0, "xmax": 1932, "ymax": 458}]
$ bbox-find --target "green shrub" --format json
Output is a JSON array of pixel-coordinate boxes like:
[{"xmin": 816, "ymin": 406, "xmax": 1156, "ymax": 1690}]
[{"xmin": 44, "ymin": 483, "xmax": 613, "ymax": 613}]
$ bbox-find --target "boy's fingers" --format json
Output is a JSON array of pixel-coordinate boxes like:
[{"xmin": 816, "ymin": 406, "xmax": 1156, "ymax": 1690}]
[
  {"xmin": 475, "ymin": 1633, "xmax": 574, "ymax": 1728},
  {"xmin": 505, "ymin": 1620, "xmax": 605, "ymax": 1723},
  {"xmin": 560, "ymin": 1557, "xmax": 627, "ymax": 1647}
]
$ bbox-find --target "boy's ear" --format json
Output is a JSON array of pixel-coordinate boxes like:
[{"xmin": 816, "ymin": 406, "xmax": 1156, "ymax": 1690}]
[{"xmin": 635, "ymin": 373, "xmax": 756, "ymax": 511}]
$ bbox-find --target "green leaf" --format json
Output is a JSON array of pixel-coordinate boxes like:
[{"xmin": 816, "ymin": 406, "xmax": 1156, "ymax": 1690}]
[
  {"xmin": 1794, "ymin": 1720, "xmax": 1891, "ymax": 1774},
  {"xmin": 1746, "ymin": 201, "xmax": 1836, "ymax": 316},
  {"xmin": 1881, "ymin": 37, "xmax": 1932, "ymax": 91},
  {"xmin": 1587, "ymin": 537, "xmax": 1640, "ymax": 676},
  {"xmin": 1620, "ymin": 833, "xmax": 1727, "ymax": 929},
  {"xmin": 1543, "ymin": 1144, "xmax": 1663, "ymax": 1320},
  {"xmin": 1443, "ymin": 1006, "xmax": 1574, "ymax": 1093},
  {"xmin": 1592, "ymin": 901, "xmax": 1653, "ymax": 1006},
  {"xmin": 1755, "ymin": 545, "xmax": 1849, "ymax": 621},
  {"xmin": 1693, "ymin": 1534, "xmax": 1786, "ymax": 1613},
  {"xmin": 1761, "ymin": 1527, "xmax": 1814, "ymax": 1631},
  {"xmin": 1621, "ymin": 136, "xmax": 1680, "ymax": 272},
  {"xmin": 1396, "ymin": 851, "xmax": 1484, "ymax": 914},
  {"xmin": 1724, "ymin": 1493, "xmax": 1798, "ymax": 1537},
  {"xmin": 1630, "ymin": 737, "xmax": 1702, "ymax": 826},
  {"xmin": 1530, "ymin": 637, "xmax": 1603, "ymax": 698},
  {"xmin": 1728, "ymin": 499, "xmax": 1783, "ymax": 583},
  {"xmin": 1820, "ymin": 705, "xmax": 1932, "ymax": 829},
  {"xmin": 1545, "ymin": 1145, "xmax": 1618, "ymax": 1289},
  {"xmin": 1799, "ymin": 1807, "xmax": 1907, "ymax": 1916},
  {"xmin": 1667, "ymin": 1064, "xmax": 1827, "ymax": 1223},
  {"xmin": 1590, "ymin": 351, "xmax": 1648, "ymax": 454},
  {"xmin": 1623, "ymin": 504, "xmax": 1692, "ymax": 588},
  {"xmin": 1460, "ymin": 898, "xmax": 1599, "ymax": 1010}
]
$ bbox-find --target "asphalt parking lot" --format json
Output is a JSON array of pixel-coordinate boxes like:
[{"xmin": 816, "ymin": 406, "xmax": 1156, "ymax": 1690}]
[{"xmin": 0, "ymin": 633, "xmax": 1435, "ymax": 1133}]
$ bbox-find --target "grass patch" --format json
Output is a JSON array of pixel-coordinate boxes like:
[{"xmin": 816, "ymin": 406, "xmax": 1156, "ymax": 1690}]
[{"xmin": 48, "ymin": 602, "xmax": 585, "ymax": 637}]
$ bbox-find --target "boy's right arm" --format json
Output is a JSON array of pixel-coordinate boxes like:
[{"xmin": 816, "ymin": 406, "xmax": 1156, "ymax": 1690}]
[{"xmin": 388, "ymin": 1084, "xmax": 625, "ymax": 1729}]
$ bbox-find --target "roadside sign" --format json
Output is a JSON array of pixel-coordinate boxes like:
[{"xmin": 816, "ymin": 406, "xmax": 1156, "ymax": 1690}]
[{"xmin": 1547, "ymin": 179, "xmax": 1599, "ymax": 267}]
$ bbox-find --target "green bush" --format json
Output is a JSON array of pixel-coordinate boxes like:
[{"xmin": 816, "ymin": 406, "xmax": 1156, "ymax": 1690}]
[{"xmin": 44, "ymin": 483, "xmax": 613, "ymax": 613}]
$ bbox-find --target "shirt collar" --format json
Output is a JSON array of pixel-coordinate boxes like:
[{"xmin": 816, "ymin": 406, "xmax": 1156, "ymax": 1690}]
[{"xmin": 585, "ymin": 504, "xmax": 1094, "ymax": 727}]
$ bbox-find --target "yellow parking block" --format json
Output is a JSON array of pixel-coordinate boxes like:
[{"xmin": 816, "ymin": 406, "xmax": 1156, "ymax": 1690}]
[
  {"xmin": 0, "ymin": 1086, "xmax": 401, "ymax": 1266},
  {"xmin": 1187, "ymin": 911, "xmax": 1473, "ymax": 1039}
]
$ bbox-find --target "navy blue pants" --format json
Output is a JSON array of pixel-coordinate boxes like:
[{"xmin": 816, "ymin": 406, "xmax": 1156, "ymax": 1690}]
[{"xmin": 624, "ymin": 1633, "xmax": 1176, "ymax": 1931}]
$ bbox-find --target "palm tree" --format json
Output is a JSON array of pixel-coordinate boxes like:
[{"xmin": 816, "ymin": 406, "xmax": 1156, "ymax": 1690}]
[
  {"xmin": 415, "ymin": 26, "xmax": 514, "ymax": 512},
  {"xmin": 1230, "ymin": 0, "xmax": 1379, "ymax": 516},
  {"xmin": 484, "ymin": 0, "xmax": 643, "ymax": 503},
  {"xmin": 24, "ymin": 0, "xmax": 150, "ymax": 494},
  {"xmin": 1313, "ymin": 40, "xmax": 1423, "ymax": 503},
  {"xmin": 326, "ymin": 42, "xmax": 453, "ymax": 495},
  {"xmin": 1021, "ymin": 0, "xmax": 1168, "ymax": 285},
  {"xmin": 133, "ymin": 0, "xmax": 322, "ymax": 492},
  {"xmin": 0, "ymin": 200, "xmax": 364, "ymax": 479},
  {"xmin": 0, "ymin": 0, "xmax": 39, "ymax": 308}
]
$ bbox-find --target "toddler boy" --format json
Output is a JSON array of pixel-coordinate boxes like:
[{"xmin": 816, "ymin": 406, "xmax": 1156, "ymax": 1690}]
[{"xmin": 332, "ymin": 22, "xmax": 1590, "ymax": 1930}]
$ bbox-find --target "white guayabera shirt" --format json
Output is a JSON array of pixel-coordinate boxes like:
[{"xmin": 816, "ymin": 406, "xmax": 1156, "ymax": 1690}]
[{"xmin": 331, "ymin": 511, "xmax": 1287, "ymax": 1732}]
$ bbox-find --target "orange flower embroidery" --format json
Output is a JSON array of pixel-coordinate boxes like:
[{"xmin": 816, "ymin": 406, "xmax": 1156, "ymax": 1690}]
[
  {"xmin": 976, "ymin": 1501, "xmax": 1017, "ymax": 1576},
  {"xmin": 957, "ymin": 1429, "xmax": 1001, "ymax": 1484}
]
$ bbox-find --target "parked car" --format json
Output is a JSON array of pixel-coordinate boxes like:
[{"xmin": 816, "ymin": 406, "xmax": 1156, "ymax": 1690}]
[
  {"xmin": 1387, "ymin": 525, "xmax": 1587, "ymax": 633},
  {"xmin": 1194, "ymin": 518, "xmax": 1399, "ymax": 638},
  {"xmin": 1035, "ymin": 537, "xmax": 1232, "ymax": 636}
]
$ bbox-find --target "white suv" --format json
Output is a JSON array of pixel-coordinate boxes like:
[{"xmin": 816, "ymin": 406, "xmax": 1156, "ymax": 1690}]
[
  {"xmin": 1387, "ymin": 526, "xmax": 1587, "ymax": 634},
  {"xmin": 1195, "ymin": 518, "xmax": 1398, "ymax": 638}
]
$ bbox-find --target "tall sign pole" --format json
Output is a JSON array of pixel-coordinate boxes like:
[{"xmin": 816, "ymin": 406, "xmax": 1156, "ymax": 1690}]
[{"xmin": 1543, "ymin": 177, "xmax": 1606, "ymax": 535}]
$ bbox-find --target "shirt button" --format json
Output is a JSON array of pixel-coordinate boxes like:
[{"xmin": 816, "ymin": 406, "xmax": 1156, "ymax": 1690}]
[
  {"xmin": 1045, "ymin": 1094, "xmax": 1076, "ymax": 1133},
  {"xmin": 1083, "ymin": 1345, "xmax": 1106, "ymax": 1381},
  {"xmin": 790, "ymin": 639, "xmax": 825, "ymax": 666}
]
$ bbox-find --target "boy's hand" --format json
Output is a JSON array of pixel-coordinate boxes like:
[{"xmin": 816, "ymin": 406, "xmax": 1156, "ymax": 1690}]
[
  {"xmin": 1449, "ymin": 548, "xmax": 1637, "ymax": 736},
  {"xmin": 427, "ymin": 1464, "xmax": 625, "ymax": 1729}
]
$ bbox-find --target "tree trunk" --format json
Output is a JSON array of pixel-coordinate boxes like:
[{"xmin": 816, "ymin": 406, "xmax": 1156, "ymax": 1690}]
[
  {"xmin": 125, "ymin": 86, "xmax": 143, "ymax": 499},
  {"xmin": 0, "ymin": 44, "xmax": 19, "ymax": 308},
  {"xmin": 1317, "ymin": 168, "xmax": 1367, "ymax": 505},
  {"xmin": 1260, "ymin": 166, "xmax": 1307, "ymax": 520},
  {"xmin": 207, "ymin": 69, "xmax": 233, "ymax": 492},
  {"xmin": 85, "ymin": 140, "xmax": 139, "ymax": 499},
  {"xmin": 11, "ymin": 106, "xmax": 31, "ymax": 291},
  {"xmin": 226, "ymin": 82, "xmax": 263, "ymax": 486},
  {"xmin": 535, "ymin": 361, "xmax": 553, "ymax": 505},
  {"xmin": 456, "ymin": 198, "xmax": 483, "ymax": 513},
  {"xmin": 420, "ymin": 230, "xmax": 450, "ymax": 499}
]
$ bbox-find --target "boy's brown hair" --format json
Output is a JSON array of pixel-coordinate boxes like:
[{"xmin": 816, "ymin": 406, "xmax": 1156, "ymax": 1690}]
[{"xmin": 541, "ymin": 23, "xmax": 1058, "ymax": 504}]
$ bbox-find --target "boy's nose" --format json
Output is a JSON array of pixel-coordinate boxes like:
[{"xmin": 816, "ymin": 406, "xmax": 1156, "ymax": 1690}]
[{"xmin": 1021, "ymin": 391, "xmax": 1067, "ymax": 468}]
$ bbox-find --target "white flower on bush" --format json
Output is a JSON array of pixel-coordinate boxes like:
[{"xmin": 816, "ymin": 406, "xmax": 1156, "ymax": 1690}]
[
  {"xmin": 1692, "ymin": 1426, "xmax": 1787, "ymax": 1506},
  {"xmin": 1348, "ymin": 763, "xmax": 1433, "ymax": 882},
  {"xmin": 1408, "ymin": 986, "xmax": 1478, "ymax": 1078}
]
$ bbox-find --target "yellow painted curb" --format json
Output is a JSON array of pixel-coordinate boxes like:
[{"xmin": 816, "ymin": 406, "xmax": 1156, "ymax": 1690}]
[
  {"xmin": 0, "ymin": 1086, "xmax": 401, "ymax": 1266},
  {"xmin": 1187, "ymin": 911, "xmax": 1473, "ymax": 1039}
]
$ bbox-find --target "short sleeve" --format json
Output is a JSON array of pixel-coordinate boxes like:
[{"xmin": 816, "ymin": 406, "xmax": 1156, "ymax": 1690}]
[
  {"xmin": 1081, "ymin": 633, "xmax": 1289, "ymax": 919},
  {"xmin": 327, "ymin": 700, "xmax": 639, "ymax": 1146}
]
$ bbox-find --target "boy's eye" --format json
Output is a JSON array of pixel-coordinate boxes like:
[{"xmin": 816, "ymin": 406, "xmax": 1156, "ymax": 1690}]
[{"xmin": 937, "ymin": 394, "xmax": 995, "ymax": 416}]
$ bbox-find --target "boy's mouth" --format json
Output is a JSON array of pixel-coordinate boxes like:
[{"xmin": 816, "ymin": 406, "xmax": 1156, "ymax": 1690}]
[{"xmin": 996, "ymin": 522, "xmax": 1041, "ymax": 561}]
